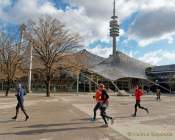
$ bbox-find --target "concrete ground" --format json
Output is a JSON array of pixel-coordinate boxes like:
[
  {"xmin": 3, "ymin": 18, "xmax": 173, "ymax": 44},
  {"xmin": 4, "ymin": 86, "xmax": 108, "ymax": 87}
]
[{"xmin": 0, "ymin": 93, "xmax": 175, "ymax": 140}]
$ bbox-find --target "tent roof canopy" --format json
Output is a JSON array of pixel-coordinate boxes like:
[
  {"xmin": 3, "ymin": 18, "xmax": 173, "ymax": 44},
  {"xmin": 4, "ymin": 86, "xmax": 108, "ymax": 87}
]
[
  {"xmin": 87, "ymin": 51, "xmax": 150, "ymax": 81},
  {"xmin": 77, "ymin": 49, "xmax": 105, "ymax": 68}
]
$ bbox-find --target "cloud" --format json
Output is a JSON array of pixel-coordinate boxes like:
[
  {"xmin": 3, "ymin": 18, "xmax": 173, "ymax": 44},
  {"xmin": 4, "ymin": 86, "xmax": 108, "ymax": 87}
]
[
  {"xmin": 0, "ymin": 0, "xmax": 150, "ymax": 48},
  {"xmin": 38, "ymin": 1, "xmax": 58, "ymax": 14},
  {"xmin": 69, "ymin": 0, "xmax": 140, "ymax": 21},
  {"xmin": 68, "ymin": 0, "xmax": 175, "ymax": 47},
  {"xmin": 133, "ymin": 32, "xmax": 175, "ymax": 47},
  {"xmin": 128, "ymin": 2, "xmax": 175, "ymax": 46},
  {"xmin": 1, "ymin": 0, "xmax": 175, "ymax": 50},
  {"xmin": 0, "ymin": 0, "xmax": 114, "ymax": 46},
  {"xmin": 130, "ymin": 9, "xmax": 175, "ymax": 39},
  {"xmin": 0, "ymin": 0, "xmax": 11, "ymax": 7},
  {"xmin": 119, "ymin": 29, "xmax": 125, "ymax": 37},
  {"xmin": 140, "ymin": 0, "xmax": 175, "ymax": 11},
  {"xmin": 126, "ymin": 50, "xmax": 138, "ymax": 58},
  {"xmin": 139, "ymin": 50, "xmax": 175, "ymax": 65},
  {"xmin": 0, "ymin": 0, "xmax": 60, "ymax": 23},
  {"xmin": 87, "ymin": 45, "xmax": 112, "ymax": 58}
]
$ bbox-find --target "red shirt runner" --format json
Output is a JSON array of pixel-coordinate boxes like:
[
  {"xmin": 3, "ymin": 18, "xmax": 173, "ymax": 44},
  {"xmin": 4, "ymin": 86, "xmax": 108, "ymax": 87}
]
[
  {"xmin": 134, "ymin": 88, "xmax": 143, "ymax": 101},
  {"xmin": 95, "ymin": 89, "xmax": 102, "ymax": 102}
]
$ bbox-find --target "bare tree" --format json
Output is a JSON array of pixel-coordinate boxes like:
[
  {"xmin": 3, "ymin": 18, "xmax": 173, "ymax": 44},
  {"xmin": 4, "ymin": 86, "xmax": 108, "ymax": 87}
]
[
  {"xmin": 0, "ymin": 32, "xmax": 24, "ymax": 96},
  {"xmin": 61, "ymin": 52, "xmax": 88, "ymax": 75},
  {"xmin": 26, "ymin": 16, "xmax": 81, "ymax": 97}
]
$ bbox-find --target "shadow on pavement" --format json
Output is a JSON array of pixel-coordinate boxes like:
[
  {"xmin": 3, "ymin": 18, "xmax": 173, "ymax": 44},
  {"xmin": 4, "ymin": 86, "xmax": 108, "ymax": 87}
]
[
  {"xmin": 71, "ymin": 118, "xmax": 101, "ymax": 121},
  {"xmin": 15, "ymin": 121, "xmax": 98, "ymax": 129},
  {"xmin": 0, "ymin": 119, "xmax": 15, "ymax": 123},
  {"xmin": 0, "ymin": 126, "xmax": 101, "ymax": 136},
  {"xmin": 0, "ymin": 118, "xmax": 27, "ymax": 123},
  {"xmin": 113, "ymin": 116, "xmax": 131, "ymax": 119}
]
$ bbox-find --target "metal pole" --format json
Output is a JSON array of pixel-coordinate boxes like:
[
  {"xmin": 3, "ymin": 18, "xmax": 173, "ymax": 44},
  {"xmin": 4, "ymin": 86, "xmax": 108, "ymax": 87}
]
[
  {"xmin": 111, "ymin": 81, "xmax": 120, "ymax": 93},
  {"xmin": 81, "ymin": 73, "xmax": 99, "ymax": 86},
  {"xmin": 89, "ymin": 75, "xmax": 92, "ymax": 92},
  {"xmin": 28, "ymin": 40, "xmax": 33, "ymax": 93},
  {"xmin": 2, "ymin": 81, "xmax": 4, "ymax": 91},
  {"xmin": 18, "ymin": 24, "xmax": 26, "ymax": 54},
  {"xmin": 128, "ymin": 78, "xmax": 131, "ymax": 93},
  {"xmin": 148, "ymin": 79, "xmax": 171, "ymax": 93},
  {"xmin": 84, "ymin": 80, "xmax": 85, "ymax": 92},
  {"xmin": 76, "ymin": 74, "xmax": 79, "ymax": 94},
  {"xmin": 81, "ymin": 72, "xmax": 120, "ymax": 93}
]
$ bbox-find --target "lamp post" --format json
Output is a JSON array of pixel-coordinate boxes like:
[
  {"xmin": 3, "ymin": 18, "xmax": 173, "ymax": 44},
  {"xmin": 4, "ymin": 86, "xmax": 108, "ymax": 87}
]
[
  {"xmin": 28, "ymin": 40, "xmax": 33, "ymax": 93},
  {"xmin": 18, "ymin": 24, "xmax": 26, "ymax": 54},
  {"xmin": 76, "ymin": 73, "xmax": 79, "ymax": 94}
]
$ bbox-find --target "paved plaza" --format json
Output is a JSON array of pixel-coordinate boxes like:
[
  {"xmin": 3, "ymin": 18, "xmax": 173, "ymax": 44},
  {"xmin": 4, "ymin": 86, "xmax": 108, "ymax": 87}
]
[{"xmin": 0, "ymin": 93, "xmax": 175, "ymax": 140}]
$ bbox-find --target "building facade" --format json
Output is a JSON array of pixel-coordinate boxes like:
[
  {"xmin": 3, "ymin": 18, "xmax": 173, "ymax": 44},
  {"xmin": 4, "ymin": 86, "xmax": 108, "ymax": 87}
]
[{"xmin": 146, "ymin": 65, "xmax": 175, "ymax": 93}]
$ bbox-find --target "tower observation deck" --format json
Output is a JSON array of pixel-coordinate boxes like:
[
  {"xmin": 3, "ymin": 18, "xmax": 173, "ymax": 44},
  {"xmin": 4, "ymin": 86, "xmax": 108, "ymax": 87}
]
[{"xmin": 110, "ymin": 0, "xmax": 119, "ymax": 56}]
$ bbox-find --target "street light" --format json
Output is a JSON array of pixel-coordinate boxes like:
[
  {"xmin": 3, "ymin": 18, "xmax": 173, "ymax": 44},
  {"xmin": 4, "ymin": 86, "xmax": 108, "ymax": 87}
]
[
  {"xmin": 18, "ymin": 24, "xmax": 26, "ymax": 54},
  {"xmin": 28, "ymin": 39, "xmax": 33, "ymax": 93}
]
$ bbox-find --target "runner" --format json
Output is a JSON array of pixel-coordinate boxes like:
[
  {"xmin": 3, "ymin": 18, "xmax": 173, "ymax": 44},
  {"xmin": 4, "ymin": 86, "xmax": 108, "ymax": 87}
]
[
  {"xmin": 12, "ymin": 83, "xmax": 29, "ymax": 121},
  {"xmin": 132, "ymin": 85, "xmax": 149, "ymax": 117},
  {"xmin": 92, "ymin": 84, "xmax": 103, "ymax": 121},
  {"xmin": 100, "ymin": 85, "xmax": 114, "ymax": 127}
]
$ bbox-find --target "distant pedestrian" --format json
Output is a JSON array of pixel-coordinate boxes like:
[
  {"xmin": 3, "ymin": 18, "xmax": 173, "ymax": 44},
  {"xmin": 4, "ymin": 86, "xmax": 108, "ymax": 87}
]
[
  {"xmin": 156, "ymin": 88, "xmax": 161, "ymax": 101},
  {"xmin": 132, "ymin": 85, "xmax": 149, "ymax": 117},
  {"xmin": 92, "ymin": 84, "xmax": 103, "ymax": 121},
  {"xmin": 146, "ymin": 86, "xmax": 150, "ymax": 94},
  {"xmin": 12, "ymin": 83, "xmax": 29, "ymax": 121},
  {"xmin": 155, "ymin": 80, "xmax": 161, "ymax": 101},
  {"xmin": 99, "ymin": 86, "xmax": 114, "ymax": 127}
]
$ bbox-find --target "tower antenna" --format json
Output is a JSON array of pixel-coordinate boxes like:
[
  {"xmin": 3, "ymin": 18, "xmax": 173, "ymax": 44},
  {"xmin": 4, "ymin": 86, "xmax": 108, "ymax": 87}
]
[
  {"xmin": 113, "ymin": 0, "xmax": 116, "ymax": 17},
  {"xmin": 110, "ymin": 0, "xmax": 119, "ymax": 56}
]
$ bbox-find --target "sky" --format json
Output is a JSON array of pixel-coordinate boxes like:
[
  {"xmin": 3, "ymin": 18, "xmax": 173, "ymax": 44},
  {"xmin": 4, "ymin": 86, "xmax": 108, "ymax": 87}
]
[{"xmin": 0, "ymin": 0, "xmax": 175, "ymax": 66}]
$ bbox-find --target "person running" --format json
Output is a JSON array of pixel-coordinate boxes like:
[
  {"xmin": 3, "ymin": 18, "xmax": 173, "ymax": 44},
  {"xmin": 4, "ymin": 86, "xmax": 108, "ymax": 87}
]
[
  {"xmin": 100, "ymin": 86, "xmax": 114, "ymax": 127},
  {"xmin": 132, "ymin": 85, "xmax": 149, "ymax": 117},
  {"xmin": 92, "ymin": 84, "xmax": 103, "ymax": 121},
  {"xmin": 12, "ymin": 83, "xmax": 29, "ymax": 121}
]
